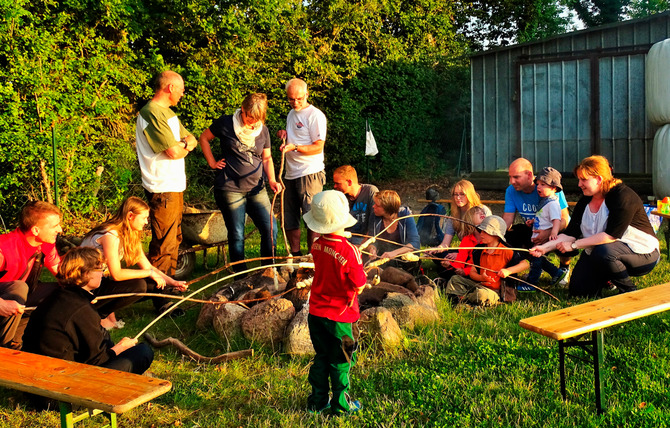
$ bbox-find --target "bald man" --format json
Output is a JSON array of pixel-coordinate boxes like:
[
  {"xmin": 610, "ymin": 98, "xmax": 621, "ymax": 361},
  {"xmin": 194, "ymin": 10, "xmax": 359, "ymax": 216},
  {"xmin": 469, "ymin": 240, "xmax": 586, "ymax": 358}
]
[
  {"xmin": 135, "ymin": 71, "xmax": 197, "ymax": 297},
  {"xmin": 277, "ymin": 78, "xmax": 327, "ymax": 255},
  {"xmin": 503, "ymin": 158, "xmax": 572, "ymax": 283}
]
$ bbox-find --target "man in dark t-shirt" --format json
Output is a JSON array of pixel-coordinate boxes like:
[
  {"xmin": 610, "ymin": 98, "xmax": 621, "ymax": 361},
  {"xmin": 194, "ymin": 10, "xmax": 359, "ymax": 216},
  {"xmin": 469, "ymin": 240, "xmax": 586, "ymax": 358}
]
[{"xmin": 333, "ymin": 165, "xmax": 378, "ymax": 245}]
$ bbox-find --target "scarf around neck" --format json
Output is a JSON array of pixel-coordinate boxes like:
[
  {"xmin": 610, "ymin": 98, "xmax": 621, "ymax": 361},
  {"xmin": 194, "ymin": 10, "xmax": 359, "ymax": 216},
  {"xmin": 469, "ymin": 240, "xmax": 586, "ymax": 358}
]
[{"xmin": 232, "ymin": 109, "xmax": 263, "ymax": 164}]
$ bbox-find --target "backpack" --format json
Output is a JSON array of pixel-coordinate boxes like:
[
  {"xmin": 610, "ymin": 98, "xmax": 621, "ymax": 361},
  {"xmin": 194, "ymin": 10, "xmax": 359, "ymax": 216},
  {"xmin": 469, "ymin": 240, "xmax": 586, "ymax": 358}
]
[{"xmin": 416, "ymin": 202, "xmax": 447, "ymax": 247}]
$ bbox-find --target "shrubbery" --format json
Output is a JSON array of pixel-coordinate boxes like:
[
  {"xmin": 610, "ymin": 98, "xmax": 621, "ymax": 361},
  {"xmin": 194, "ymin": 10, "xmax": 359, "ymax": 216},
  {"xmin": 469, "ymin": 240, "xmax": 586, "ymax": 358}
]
[{"xmin": 0, "ymin": 0, "xmax": 471, "ymax": 227}]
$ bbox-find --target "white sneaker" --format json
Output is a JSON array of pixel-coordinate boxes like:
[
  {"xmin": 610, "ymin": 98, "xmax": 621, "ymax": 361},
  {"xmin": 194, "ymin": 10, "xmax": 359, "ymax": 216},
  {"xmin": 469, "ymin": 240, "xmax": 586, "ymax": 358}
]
[{"xmin": 558, "ymin": 267, "xmax": 570, "ymax": 287}]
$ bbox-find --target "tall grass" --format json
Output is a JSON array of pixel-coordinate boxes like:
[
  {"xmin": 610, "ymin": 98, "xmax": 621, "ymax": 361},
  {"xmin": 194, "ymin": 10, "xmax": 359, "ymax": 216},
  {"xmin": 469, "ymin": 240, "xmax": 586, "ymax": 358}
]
[{"xmin": 1, "ymin": 228, "xmax": 669, "ymax": 427}]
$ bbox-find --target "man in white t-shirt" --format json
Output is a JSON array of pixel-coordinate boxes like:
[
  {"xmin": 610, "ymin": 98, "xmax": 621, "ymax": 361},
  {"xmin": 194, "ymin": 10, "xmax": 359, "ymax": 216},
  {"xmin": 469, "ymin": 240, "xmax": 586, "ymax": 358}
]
[
  {"xmin": 277, "ymin": 78, "xmax": 327, "ymax": 255},
  {"xmin": 136, "ymin": 70, "xmax": 197, "ymax": 277}
]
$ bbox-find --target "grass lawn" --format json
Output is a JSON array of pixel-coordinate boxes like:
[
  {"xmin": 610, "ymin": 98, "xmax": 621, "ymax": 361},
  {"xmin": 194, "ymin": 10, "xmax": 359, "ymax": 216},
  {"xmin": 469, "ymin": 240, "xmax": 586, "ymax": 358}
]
[{"xmin": 1, "ymin": 226, "xmax": 670, "ymax": 427}]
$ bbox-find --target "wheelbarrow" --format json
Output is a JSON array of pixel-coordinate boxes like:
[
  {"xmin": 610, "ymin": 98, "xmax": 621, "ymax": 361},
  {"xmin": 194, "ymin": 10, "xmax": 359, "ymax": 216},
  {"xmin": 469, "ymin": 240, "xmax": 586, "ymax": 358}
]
[{"xmin": 175, "ymin": 209, "xmax": 229, "ymax": 280}]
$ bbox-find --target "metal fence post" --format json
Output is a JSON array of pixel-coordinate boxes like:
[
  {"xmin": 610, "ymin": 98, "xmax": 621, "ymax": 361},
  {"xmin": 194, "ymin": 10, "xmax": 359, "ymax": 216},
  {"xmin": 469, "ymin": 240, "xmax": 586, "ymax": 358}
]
[{"xmin": 52, "ymin": 124, "xmax": 59, "ymax": 208}]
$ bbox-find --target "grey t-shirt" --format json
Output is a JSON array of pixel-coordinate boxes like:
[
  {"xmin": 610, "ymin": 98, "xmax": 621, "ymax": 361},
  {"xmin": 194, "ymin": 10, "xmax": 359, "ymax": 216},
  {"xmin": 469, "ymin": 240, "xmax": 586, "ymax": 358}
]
[{"xmin": 347, "ymin": 184, "xmax": 378, "ymax": 244}]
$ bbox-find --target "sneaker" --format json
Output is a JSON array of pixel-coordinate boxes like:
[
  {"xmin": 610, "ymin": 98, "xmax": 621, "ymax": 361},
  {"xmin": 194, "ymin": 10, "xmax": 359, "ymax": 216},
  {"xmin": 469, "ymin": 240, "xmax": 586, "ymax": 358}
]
[
  {"xmin": 551, "ymin": 267, "xmax": 569, "ymax": 287},
  {"xmin": 516, "ymin": 284, "xmax": 536, "ymax": 292},
  {"xmin": 158, "ymin": 303, "xmax": 186, "ymax": 318},
  {"xmin": 348, "ymin": 400, "xmax": 362, "ymax": 413},
  {"xmin": 307, "ymin": 401, "xmax": 331, "ymax": 414}
]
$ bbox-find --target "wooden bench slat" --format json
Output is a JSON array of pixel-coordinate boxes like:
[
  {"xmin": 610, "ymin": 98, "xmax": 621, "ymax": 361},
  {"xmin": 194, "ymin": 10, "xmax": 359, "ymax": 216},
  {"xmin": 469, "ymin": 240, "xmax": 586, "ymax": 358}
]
[
  {"xmin": 0, "ymin": 348, "xmax": 171, "ymax": 413},
  {"xmin": 519, "ymin": 283, "xmax": 670, "ymax": 340}
]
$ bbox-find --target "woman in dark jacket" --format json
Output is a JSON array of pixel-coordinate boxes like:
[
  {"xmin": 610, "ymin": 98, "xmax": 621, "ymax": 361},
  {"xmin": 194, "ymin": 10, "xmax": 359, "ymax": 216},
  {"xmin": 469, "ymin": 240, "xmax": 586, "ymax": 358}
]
[
  {"xmin": 22, "ymin": 247, "xmax": 153, "ymax": 374},
  {"xmin": 531, "ymin": 156, "xmax": 659, "ymax": 297},
  {"xmin": 199, "ymin": 93, "xmax": 281, "ymax": 272}
]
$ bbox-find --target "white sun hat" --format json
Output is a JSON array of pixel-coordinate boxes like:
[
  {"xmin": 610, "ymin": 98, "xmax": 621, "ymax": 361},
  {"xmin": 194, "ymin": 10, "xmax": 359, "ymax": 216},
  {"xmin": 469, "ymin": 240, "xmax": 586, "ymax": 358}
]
[{"xmin": 303, "ymin": 190, "xmax": 357, "ymax": 234}]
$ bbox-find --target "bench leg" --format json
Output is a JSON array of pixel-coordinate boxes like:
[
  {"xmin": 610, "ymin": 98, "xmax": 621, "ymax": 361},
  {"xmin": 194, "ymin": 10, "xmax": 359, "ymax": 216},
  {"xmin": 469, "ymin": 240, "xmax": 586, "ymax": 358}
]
[
  {"xmin": 593, "ymin": 330, "xmax": 605, "ymax": 415},
  {"xmin": 559, "ymin": 339, "xmax": 566, "ymax": 400},
  {"xmin": 557, "ymin": 330, "xmax": 607, "ymax": 415},
  {"xmin": 60, "ymin": 402, "xmax": 74, "ymax": 428},
  {"xmin": 59, "ymin": 402, "xmax": 118, "ymax": 428}
]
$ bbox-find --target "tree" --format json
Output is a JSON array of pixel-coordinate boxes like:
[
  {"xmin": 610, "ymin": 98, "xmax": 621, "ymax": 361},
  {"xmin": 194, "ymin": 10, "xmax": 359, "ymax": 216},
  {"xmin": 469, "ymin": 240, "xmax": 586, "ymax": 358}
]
[
  {"xmin": 454, "ymin": 0, "xmax": 572, "ymax": 49},
  {"xmin": 565, "ymin": 0, "xmax": 631, "ymax": 27},
  {"xmin": 627, "ymin": 0, "xmax": 669, "ymax": 18}
]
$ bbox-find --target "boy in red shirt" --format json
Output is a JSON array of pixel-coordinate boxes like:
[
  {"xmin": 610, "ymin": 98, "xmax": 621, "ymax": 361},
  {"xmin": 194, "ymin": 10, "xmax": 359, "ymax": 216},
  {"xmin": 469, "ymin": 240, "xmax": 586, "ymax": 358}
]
[{"xmin": 303, "ymin": 190, "xmax": 367, "ymax": 414}]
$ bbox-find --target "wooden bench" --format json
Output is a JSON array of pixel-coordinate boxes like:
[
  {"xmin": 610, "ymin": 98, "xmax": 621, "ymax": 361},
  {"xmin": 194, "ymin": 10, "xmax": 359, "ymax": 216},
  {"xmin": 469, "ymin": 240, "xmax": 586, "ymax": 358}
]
[
  {"xmin": 0, "ymin": 347, "xmax": 172, "ymax": 427},
  {"xmin": 519, "ymin": 283, "xmax": 670, "ymax": 414}
]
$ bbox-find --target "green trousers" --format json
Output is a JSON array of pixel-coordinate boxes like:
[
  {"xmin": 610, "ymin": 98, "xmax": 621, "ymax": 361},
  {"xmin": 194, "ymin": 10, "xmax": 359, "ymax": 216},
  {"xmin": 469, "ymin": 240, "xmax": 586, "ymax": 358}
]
[{"xmin": 307, "ymin": 314, "xmax": 356, "ymax": 413}]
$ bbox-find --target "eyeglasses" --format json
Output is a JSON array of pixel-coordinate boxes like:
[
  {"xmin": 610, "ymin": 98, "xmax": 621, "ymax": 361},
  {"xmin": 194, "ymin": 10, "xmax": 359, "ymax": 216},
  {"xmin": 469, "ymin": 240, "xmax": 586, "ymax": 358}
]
[
  {"xmin": 288, "ymin": 95, "xmax": 306, "ymax": 102},
  {"xmin": 453, "ymin": 192, "xmax": 466, "ymax": 198}
]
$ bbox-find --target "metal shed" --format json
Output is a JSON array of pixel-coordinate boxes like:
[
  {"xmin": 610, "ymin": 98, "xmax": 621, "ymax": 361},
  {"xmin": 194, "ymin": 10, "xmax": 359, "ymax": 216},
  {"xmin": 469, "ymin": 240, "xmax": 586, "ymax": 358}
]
[{"xmin": 470, "ymin": 11, "xmax": 670, "ymax": 174}]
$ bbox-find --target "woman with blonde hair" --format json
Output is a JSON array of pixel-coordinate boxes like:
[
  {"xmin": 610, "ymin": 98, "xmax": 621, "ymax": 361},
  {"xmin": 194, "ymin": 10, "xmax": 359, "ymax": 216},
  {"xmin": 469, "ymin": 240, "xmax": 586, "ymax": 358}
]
[
  {"xmin": 82, "ymin": 196, "xmax": 187, "ymax": 325},
  {"xmin": 199, "ymin": 93, "xmax": 281, "ymax": 272},
  {"xmin": 531, "ymin": 155, "xmax": 659, "ymax": 297},
  {"xmin": 434, "ymin": 180, "xmax": 490, "ymax": 264}
]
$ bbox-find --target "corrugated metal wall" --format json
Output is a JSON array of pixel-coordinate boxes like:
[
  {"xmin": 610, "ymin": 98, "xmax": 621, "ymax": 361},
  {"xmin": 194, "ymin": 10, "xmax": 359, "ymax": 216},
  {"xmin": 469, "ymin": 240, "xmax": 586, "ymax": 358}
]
[{"xmin": 470, "ymin": 11, "xmax": 670, "ymax": 174}]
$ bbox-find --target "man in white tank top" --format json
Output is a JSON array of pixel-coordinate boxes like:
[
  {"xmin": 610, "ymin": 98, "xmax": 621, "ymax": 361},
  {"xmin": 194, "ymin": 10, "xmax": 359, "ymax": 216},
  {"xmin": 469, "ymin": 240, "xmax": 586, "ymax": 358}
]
[{"xmin": 135, "ymin": 71, "xmax": 197, "ymax": 276}]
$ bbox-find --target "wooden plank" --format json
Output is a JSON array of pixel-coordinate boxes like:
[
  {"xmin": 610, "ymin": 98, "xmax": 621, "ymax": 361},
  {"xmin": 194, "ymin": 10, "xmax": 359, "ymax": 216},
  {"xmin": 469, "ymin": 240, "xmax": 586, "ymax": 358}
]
[
  {"xmin": 519, "ymin": 283, "xmax": 670, "ymax": 340},
  {"xmin": 0, "ymin": 348, "xmax": 171, "ymax": 413}
]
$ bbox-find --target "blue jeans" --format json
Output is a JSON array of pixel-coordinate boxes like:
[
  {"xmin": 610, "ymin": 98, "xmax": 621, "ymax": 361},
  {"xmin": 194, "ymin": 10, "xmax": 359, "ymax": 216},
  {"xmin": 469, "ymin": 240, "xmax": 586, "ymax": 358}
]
[
  {"xmin": 527, "ymin": 255, "xmax": 560, "ymax": 285},
  {"xmin": 214, "ymin": 185, "xmax": 277, "ymax": 272}
]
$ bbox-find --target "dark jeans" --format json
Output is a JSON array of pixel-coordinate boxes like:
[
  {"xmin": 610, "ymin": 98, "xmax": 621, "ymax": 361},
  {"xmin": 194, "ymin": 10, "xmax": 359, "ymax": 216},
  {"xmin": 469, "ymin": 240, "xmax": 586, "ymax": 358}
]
[
  {"xmin": 214, "ymin": 186, "xmax": 277, "ymax": 272},
  {"xmin": 527, "ymin": 255, "xmax": 560, "ymax": 285},
  {"xmin": 569, "ymin": 241, "xmax": 660, "ymax": 297},
  {"xmin": 0, "ymin": 281, "xmax": 59, "ymax": 347},
  {"xmin": 94, "ymin": 276, "xmax": 170, "ymax": 316},
  {"xmin": 145, "ymin": 191, "xmax": 183, "ymax": 276},
  {"xmin": 101, "ymin": 342, "xmax": 154, "ymax": 375}
]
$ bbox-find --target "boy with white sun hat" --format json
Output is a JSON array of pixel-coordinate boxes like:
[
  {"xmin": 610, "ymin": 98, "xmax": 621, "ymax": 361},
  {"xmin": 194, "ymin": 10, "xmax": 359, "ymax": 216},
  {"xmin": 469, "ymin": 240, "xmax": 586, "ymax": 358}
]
[{"xmin": 303, "ymin": 190, "xmax": 367, "ymax": 415}]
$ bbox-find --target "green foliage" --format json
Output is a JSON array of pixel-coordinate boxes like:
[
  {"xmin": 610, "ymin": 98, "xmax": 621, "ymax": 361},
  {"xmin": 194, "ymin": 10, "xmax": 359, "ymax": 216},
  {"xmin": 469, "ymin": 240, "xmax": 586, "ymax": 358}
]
[
  {"xmin": 627, "ymin": 0, "xmax": 670, "ymax": 18},
  {"xmin": 0, "ymin": 0, "xmax": 149, "ymax": 222},
  {"xmin": 0, "ymin": 0, "xmax": 582, "ymax": 224},
  {"xmin": 455, "ymin": 0, "xmax": 573, "ymax": 48},
  {"xmin": 565, "ymin": 0, "xmax": 632, "ymax": 27}
]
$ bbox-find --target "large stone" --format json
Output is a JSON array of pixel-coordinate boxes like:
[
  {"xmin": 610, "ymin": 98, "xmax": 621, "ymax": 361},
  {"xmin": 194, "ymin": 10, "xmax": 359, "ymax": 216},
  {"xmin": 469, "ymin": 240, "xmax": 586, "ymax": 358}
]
[
  {"xmin": 358, "ymin": 307, "xmax": 403, "ymax": 350},
  {"xmin": 380, "ymin": 267, "xmax": 418, "ymax": 292},
  {"xmin": 359, "ymin": 282, "xmax": 416, "ymax": 309},
  {"xmin": 283, "ymin": 305, "xmax": 314, "ymax": 356},
  {"xmin": 241, "ymin": 298, "xmax": 295, "ymax": 347},
  {"xmin": 381, "ymin": 293, "xmax": 439, "ymax": 329},
  {"xmin": 196, "ymin": 295, "xmax": 228, "ymax": 329},
  {"xmin": 415, "ymin": 285, "xmax": 438, "ymax": 310},
  {"xmin": 212, "ymin": 303, "xmax": 248, "ymax": 340}
]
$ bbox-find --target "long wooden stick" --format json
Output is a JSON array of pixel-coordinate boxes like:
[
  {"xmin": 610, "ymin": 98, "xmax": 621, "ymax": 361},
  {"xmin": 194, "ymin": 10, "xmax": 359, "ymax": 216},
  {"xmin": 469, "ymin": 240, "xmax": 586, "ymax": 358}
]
[
  {"xmin": 143, "ymin": 334, "xmax": 253, "ymax": 364},
  {"xmin": 133, "ymin": 261, "xmax": 314, "ymax": 340},
  {"xmin": 358, "ymin": 213, "xmax": 479, "ymax": 251}
]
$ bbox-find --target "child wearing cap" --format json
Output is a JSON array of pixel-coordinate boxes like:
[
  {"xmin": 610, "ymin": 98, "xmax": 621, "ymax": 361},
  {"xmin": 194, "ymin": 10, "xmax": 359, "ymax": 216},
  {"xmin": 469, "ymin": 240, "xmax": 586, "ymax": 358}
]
[
  {"xmin": 445, "ymin": 215, "xmax": 529, "ymax": 306},
  {"xmin": 302, "ymin": 190, "xmax": 367, "ymax": 415},
  {"xmin": 523, "ymin": 167, "xmax": 570, "ymax": 289}
]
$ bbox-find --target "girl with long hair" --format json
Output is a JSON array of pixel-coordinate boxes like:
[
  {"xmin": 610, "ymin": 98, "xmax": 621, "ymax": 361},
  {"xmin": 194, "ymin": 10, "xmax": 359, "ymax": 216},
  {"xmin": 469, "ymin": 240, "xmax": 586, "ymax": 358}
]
[{"xmin": 82, "ymin": 196, "xmax": 187, "ymax": 327}]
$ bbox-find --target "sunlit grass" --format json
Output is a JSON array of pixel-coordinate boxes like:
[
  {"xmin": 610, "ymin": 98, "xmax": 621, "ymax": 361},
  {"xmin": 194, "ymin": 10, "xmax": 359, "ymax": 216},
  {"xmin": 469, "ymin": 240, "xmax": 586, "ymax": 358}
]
[{"xmin": 1, "ymin": 226, "xmax": 670, "ymax": 427}]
